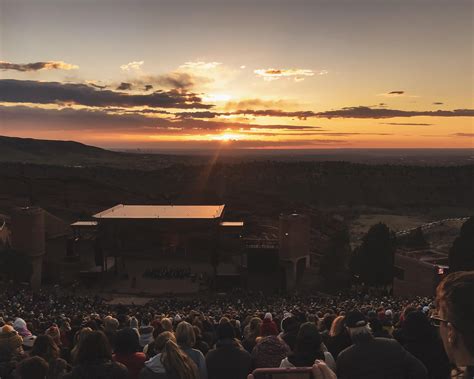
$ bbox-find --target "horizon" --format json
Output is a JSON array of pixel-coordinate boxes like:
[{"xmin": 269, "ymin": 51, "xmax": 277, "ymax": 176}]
[{"xmin": 0, "ymin": 0, "xmax": 473, "ymax": 149}]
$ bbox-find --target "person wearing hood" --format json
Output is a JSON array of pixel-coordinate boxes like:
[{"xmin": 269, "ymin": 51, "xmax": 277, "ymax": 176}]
[
  {"xmin": 113, "ymin": 328, "xmax": 146, "ymax": 379},
  {"xmin": 280, "ymin": 322, "xmax": 336, "ymax": 372},
  {"xmin": 13, "ymin": 318, "xmax": 33, "ymax": 338},
  {"xmin": 206, "ymin": 322, "xmax": 251, "ymax": 379},
  {"xmin": 140, "ymin": 332, "xmax": 198, "ymax": 379},
  {"xmin": 175, "ymin": 322, "xmax": 207, "ymax": 379},
  {"xmin": 139, "ymin": 318, "xmax": 155, "ymax": 349},
  {"xmin": 0, "ymin": 324, "xmax": 25, "ymax": 378}
]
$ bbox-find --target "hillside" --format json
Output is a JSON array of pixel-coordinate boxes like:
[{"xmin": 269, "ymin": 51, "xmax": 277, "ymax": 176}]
[{"xmin": 0, "ymin": 135, "xmax": 201, "ymax": 169}]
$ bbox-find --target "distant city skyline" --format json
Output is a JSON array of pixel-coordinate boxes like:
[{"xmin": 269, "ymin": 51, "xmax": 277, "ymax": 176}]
[{"xmin": 0, "ymin": 0, "xmax": 473, "ymax": 149}]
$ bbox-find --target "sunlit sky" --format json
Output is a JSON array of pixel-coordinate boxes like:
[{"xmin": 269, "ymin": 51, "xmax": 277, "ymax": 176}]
[{"xmin": 0, "ymin": 0, "xmax": 472, "ymax": 149}]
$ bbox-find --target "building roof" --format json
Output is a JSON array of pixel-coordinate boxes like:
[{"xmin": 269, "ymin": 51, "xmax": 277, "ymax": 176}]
[
  {"xmin": 71, "ymin": 221, "xmax": 99, "ymax": 227},
  {"xmin": 220, "ymin": 221, "xmax": 244, "ymax": 227},
  {"xmin": 93, "ymin": 204, "xmax": 225, "ymax": 220}
]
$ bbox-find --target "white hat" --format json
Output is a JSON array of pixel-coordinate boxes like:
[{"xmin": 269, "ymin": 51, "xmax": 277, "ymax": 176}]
[{"xmin": 264, "ymin": 312, "xmax": 272, "ymax": 321}]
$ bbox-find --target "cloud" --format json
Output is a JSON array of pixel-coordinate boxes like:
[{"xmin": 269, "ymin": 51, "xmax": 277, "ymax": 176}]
[
  {"xmin": 144, "ymin": 85, "xmax": 153, "ymax": 91},
  {"xmin": 451, "ymin": 133, "xmax": 474, "ymax": 137},
  {"xmin": 433, "ymin": 102, "xmax": 444, "ymax": 105},
  {"xmin": 223, "ymin": 98, "xmax": 300, "ymax": 111},
  {"xmin": 120, "ymin": 61, "xmax": 144, "ymax": 71},
  {"xmin": 0, "ymin": 60, "xmax": 78, "ymax": 72},
  {"xmin": 128, "ymin": 72, "xmax": 211, "ymax": 91},
  {"xmin": 0, "ymin": 79, "xmax": 213, "ymax": 109},
  {"xmin": 315, "ymin": 106, "xmax": 474, "ymax": 119},
  {"xmin": 179, "ymin": 61, "xmax": 222, "ymax": 70},
  {"xmin": 388, "ymin": 91, "xmax": 405, "ymax": 95},
  {"xmin": 116, "ymin": 82, "xmax": 133, "ymax": 91},
  {"xmin": 381, "ymin": 122, "xmax": 433, "ymax": 126},
  {"xmin": 254, "ymin": 68, "xmax": 318, "ymax": 81}
]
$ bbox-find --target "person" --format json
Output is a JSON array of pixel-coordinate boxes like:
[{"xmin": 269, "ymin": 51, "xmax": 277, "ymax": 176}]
[
  {"xmin": 192, "ymin": 326, "xmax": 209, "ymax": 356},
  {"xmin": 280, "ymin": 315, "xmax": 299, "ymax": 352},
  {"xmin": 206, "ymin": 322, "xmax": 251, "ymax": 379},
  {"xmin": 326, "ymin": 316, "xmax": 352, "ymax": 359},
  {"xmin": 242, "ymin": 317, "xmax": 262, "ymax": 354},
  {"xmin": 140, "ymin": 331, "xmax": 198, "ymax": 379},
  {"xmin": 16, "ymin": 356, "xmax": 49, "ymax": 379},
  {"xmin": 394, "ymin": 311, "xmax": 450, "ymax": 379},
  {"xmin": 336, "ymin": 310, "xmax": 428, "ymax": 379},
  {"xmin": 280, "ymin": 322, "xmax": 336, "ymax": 372},
  {"xmin": 0, "ymin": 324, "xmax": 25, "ymax": 378},
  {"xmin": 113, "ymin": 327, "xmax": 147, "ymax": 379},
  {"xmin": 139, "ymin": 319, "xmax": 155, "ymax": 349},
  {"xmin": 64, "ymin": 330, "xmax": 128, "ymax": 379},
  {"xmin": 103, "ymin": 316, "xmax": 120, "ymax": 350},
  {"xmin": 30, "ymin": 335, "xmax": 70, "ymax": 379},
  {"xmin": 434, "ymin": 271, "xmax": 474, "ymax": 379},
  {"xmin": 175, "ymin": 321, "xmax": 207, "ymax": 379},
  {"xmin": 251, "ymin": 313, "xmax": 290, "ymax": 368}
]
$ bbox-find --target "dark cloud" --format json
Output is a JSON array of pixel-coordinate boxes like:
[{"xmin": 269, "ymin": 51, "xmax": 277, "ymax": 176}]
[
  {"xmin": 433, "ymin": 102, "xmax": 444, "ymax": 105},
  {"xmin": 116, "ymin": 82, "xmax": 133, "ymax": 91},
  {"xmin": 88, "ymin": 83, "xmax": 107, "ymax": 90},
  {"xmin": 381, "ymin": 122, "xmax": 433, "ymax": 126},
  {"xmin": 0, "ymin": 79, "xmax": 213, "ymax": 109},
  {"xmin": 0, "ymin": 105, "xmax": 320, "ymax": 134},
  {"xmin": 0, "ymin": 60, "xmax": 78, "ymax": 72},
  {"xmin": 316, "ymin": 106, "xmax": 474, "ymax": 119},
  {"xmin": 132, "ymin": 72, "xmax": 210, "ymax": 91},
  {"xmin": 388, "ymin": 91, "xmax": 405, "ymax": 95},
  {"xmin": 451, "ymin": 133, "xmax": 474, "ymax": 137},
  {"xmin": 176, "ymin": 109, "xmax": 317, "ymax": 120},
  {"xmin": 144, "ymin": 85, "xmax": 153, "ymax": 91}
]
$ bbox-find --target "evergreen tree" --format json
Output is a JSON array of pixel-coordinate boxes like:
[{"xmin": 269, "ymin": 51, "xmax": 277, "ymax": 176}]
[
  {"xmin": 350, "ymin": 222, "xmax": 395, "ymax": 286},
  {"xmin": 320, "ymin": 227, "xmax": 351, "ymax": 288},
  {"xmin": 449, "ymin": 217, "xmax": 474, "ymax": 272}
]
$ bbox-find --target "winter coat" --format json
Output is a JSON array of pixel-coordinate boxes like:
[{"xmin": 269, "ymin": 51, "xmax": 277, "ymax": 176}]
[
  {"xmin": 139, "ymin": 353, "xmax": 198, "ymax": 379},
  {"xmin": 206, "ymin": 339, "xmax": 252, "ymax": 379},
  {"xmin": 182, "ymin": 348, "xmax": 207, "ymax": 379}
]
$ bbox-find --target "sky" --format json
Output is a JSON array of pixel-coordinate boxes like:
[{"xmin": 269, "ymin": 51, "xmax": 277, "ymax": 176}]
[{"xmin": 0, "ymin": 0, "xmax": 473, "ymax": 149}]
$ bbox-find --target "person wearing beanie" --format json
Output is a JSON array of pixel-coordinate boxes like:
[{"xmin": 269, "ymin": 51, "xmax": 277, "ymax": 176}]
[
  {"xmin": 0, "ymin": 324, "xmax": 25, "ymax": 377},
  {"xmin": 206, "ymin": 322, "xmax": 251, "ymax": 379},
  {"xmin": 336, "ymin": 310, "xmax": 428, "ymax": 379}
]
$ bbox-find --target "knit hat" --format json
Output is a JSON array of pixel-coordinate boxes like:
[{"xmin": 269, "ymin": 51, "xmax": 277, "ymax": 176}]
[
  {"xmin": 260, "ymin": 318, "xmax": 278, "ymax": 336},
  {"xmin": 13, "ymin": 318, "xmax": 32, "ymax": 338},
  {"xmin": 217, "ymin": 322, "xmax": 235, "ymax": 340},
  {"xmin": 345, "ymin": 311, "xmax": 367, "ymax": 328},
  {"xmin": 385, "ymin": 310, "xmax": 393, "ymax": 318},
  {"xmin": 264, "ymin": 312, "xmax": 273, "ymax": 321},
  {"xmin": 129, "ymin": 316, "xmax": 139, "ymax": 330}
]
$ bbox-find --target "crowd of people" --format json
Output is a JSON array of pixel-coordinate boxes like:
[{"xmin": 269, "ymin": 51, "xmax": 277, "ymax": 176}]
[
  {"xmin": 0, "ymin": 271, "xmax": 472, "ymax": 379},
  {"xmin": 142, "ymin": 267, "xmax": 193, "ymax": 281}
]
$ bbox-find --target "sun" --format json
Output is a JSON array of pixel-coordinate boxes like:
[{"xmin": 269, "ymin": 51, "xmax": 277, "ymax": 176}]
[{"xmin": 212, "ymin": 132, "xmax": 241, "ymax": 142}]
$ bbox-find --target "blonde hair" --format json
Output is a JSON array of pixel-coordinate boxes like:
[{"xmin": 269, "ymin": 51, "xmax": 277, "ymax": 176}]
[
  {"xmin": 161, "ymin": 338, "xmax": 198, "ymax": 379},
  {"xmin": 329, "ymin": 316, "xmax": 345, "ymax": 337},
  {"xmin": 161, "ymin": 318, "xmax": 173, "ymax": 332},
  {"xmin": 176, "ymin": 321, "xmax": 196, "ymax": 349}
]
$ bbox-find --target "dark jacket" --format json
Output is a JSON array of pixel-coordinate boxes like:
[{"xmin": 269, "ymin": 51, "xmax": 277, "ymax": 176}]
[
  {"xmin": 337, "ymin": 337, "xmax": 428, "ymax": 379},
  {"xmin": 206, "ymin": 339, "xmax": 252, "ymax": 379},
  {"xmin": 326, "ymin": 330, "xmax": 352, "ymax": 359},
  {"xmin": 64, "ymin": 359, "xmax": 129, "ymax": 379}
]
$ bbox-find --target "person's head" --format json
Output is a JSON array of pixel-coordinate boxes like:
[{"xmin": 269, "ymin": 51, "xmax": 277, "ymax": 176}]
[
  {"xmin": 260, "ymin": 319, "xmax": 278, "ymax": 337},
  {"xmin": 161, "ymin": 318, "xmax": 173, "ymax": 332},
  {"xmin": 31, "ymin": 335, "xmax": 60, "ymax": 361},
  {"xmin": 217, "ymin": 322, "xmax": 235, "ymax": 341},
  {"xmin": 176, "ymin": 321, "xmax": 196, "ymax": 349},
  {"xmin": 435, "ymin": 271, "xmax": 474, "ymax": 367},
  {"xmin": 294, "ymin": 322, "xmax": 324, "ymax": 361},
  {"xmin": 320, "ymin": 314, "xmax": 337, "ymax": 332},
  {"xmin": 74, "ymin": 330, "xmax": 112, "ymax": 365},
  {"xmin": 328, "ymin": 316, "xmax": 345, "ymax": 337},
  {"xmin": 155, "ymin": 331, "xmax": 176, "ymax": 353},
  {"xmin": 246, "ymin": 317, "xmax": 262, "ymax": 339},
  {"xmin": 345, "ymin": 311, "xmax": 372, "ymax": 343},
  {"xmin": 114, "ymin": 327, "xmax": 141, "ymax": 355},
  {"xmin": 16, "ymin": 356, "xmax": 49, "ymax": 379},
  {"xmin": 161, "ymin": 337, "xmax": 198, "ymax": 379},
  {"xmin": 45, "ymin": 325, "xmax": 61, "ymax": 346},
  {"xmin": 0, "ymin": 324, "xmax": 23, "ymax": 354}
]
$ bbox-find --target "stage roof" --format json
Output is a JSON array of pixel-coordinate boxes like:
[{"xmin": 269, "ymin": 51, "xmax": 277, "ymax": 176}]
[{"xmin": 93, "ymin": 204, "xmax": 225, "ymax": 220}]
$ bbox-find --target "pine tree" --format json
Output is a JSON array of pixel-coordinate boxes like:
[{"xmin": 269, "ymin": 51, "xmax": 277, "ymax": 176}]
[{"xmin": 449, "ymin": 217, "xmax": 474, "ymax": 272}]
